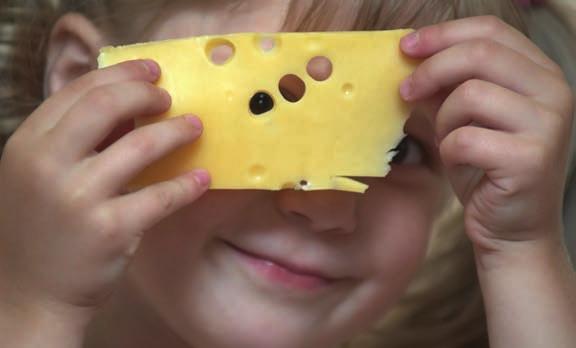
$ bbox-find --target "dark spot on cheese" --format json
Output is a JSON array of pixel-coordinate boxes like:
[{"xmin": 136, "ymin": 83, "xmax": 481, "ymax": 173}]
[{"xmin": 250, "ymin": 92, "xmax": 274, "ymax": 115}]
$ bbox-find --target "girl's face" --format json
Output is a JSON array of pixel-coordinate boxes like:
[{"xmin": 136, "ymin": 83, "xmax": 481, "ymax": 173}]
[{"xmin": 98, "ymin": 1, "xmax": 448, "ymax": 347}]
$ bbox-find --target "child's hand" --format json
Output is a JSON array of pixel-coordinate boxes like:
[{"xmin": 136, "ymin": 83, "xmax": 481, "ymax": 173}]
[
  {"xmin": 0, "ymin": 60, "xmax": 209, "ymax": 331},
  {"xmin": 400, "ymin": 16, "xmax": 576, "ymax": 348}
]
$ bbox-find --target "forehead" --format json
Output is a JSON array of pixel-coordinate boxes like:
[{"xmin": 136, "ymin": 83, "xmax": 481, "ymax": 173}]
[
  {"xmin": 144, "ymin": 0, "xmax": 366, "ymax": 41},
  {"xmin": 145, "ymin": 0, "xmax": 284, "ymax": 41}
]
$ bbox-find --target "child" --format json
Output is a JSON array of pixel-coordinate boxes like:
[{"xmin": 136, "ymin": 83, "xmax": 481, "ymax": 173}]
[{"xmin": 0, "ymin": 0, "xmax": 575, "ymax": 347}]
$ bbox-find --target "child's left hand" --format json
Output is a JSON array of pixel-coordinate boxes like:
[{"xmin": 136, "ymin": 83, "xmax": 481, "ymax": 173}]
[{"xmin": 400, "ymin": 15, "xmax": 576, "ymax": 348}]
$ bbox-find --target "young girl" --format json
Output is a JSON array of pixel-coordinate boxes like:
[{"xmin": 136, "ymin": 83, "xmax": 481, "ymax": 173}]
[{"xmin": 1, "ymin": 0, "xmax": 575, "ymax": 347}]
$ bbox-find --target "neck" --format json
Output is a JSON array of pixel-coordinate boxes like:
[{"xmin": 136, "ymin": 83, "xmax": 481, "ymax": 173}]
[{"xmin": 84, "ymin": 277, "xmax": 191, "ymax": 348}]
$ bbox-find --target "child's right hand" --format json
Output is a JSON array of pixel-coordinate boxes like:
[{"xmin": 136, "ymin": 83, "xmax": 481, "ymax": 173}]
[{"xmin": 0, "ymin": 60, "xmax": 209, "ymax": 322}]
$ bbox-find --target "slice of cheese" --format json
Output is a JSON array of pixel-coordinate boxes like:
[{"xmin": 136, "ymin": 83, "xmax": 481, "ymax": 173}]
[{"xmin": 98, "ymin": 30, "xmax": 417, "ymax": 193}]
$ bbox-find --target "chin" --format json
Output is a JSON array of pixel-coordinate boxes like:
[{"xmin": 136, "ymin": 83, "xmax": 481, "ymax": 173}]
[
  {"xmin": 167, "ymin": 285, "xmax": 347, "ymax": 348},
  {"xmin": 187, "ymin": 325, "xmax": 332, "ymax": 348}
]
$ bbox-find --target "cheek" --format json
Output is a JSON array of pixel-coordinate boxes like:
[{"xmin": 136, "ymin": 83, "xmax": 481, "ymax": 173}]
[
  {"xmin": 360, "ymin": 180, "xmax": 445, "ymax": 288},
  {"xmin": 369, "ymin": 205, "xmax": 432, "ymax": 284},
  {"xmin": 125, "ymin": 192, "xmax": 251, "ymax": 298},
  {"xmin": 373, "ymin": 213, "xmax": 431, "ymax": 281}
]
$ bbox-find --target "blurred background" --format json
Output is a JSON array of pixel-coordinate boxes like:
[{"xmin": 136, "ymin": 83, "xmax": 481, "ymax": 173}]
[{"xmin": 526, "ymin": 0, "xmax": 576, "ymax": 263}]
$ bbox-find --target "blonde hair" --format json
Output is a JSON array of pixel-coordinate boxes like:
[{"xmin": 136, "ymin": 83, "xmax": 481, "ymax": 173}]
[
  {"xmin": 0, "ymin": 1, "xmax": 574, "ymax": 348},
  {"xmin": 525, "ymin": 2, "xmax": 576, "ymax": 259}
]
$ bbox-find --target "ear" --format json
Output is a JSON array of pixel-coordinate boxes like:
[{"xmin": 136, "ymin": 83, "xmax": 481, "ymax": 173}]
[{"xmin": 44, "ymin": 13, "xmax": 107, "ymax": 97}]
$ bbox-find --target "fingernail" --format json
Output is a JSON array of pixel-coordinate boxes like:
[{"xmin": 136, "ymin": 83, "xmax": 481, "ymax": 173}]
[
  {"xmin": 184, "ymin": 115, "xmax": 203, "ymax": 130},
  {"xmin": 401, "ymin": 31, "xmax": 419, "ymax": 52},
  {"xmin": 160, "ymin": 88, "xmax": 172, "ymax": 105},
  {"xmin": 143, "ymin": 59, "xmax": 160, "ymax": 77},
  {"xmin": 400, "ymin": 76, "xmax": 413, "ymax": 100},
  {"xmin": 192, "ymin": 169, "xmax": 211, "ymax": 187}
]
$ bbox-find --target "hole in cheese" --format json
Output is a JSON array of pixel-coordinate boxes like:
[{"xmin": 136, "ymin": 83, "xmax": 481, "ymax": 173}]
[
  {"xmin": 250, "ymin": 92, "xmax": 275, "ymax": 115},
  {"xmin": 260, "ymin": 37, "xmax": 276, "ymax": 52},
  {"xmin": 206, "ymin": 39, "xmax": 235, "ymax": 65},
  {"xmin": 279, "ymin": 74, "xmax": 306, "ymax": 103},
  {"xmin": 307, "ymin": 56, "xmax": 333, "ymax": 81}
]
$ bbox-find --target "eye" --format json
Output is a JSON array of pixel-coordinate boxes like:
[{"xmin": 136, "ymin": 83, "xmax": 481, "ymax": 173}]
[{"xmin": 391, "ymin": 136, "xmax": 425, "ymax": 166}]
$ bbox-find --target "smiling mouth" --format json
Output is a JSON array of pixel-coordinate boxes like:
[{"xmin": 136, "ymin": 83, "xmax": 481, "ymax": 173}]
[{"xmin": 221, "ymin": 240, "xmax": 337, "ymax": 292}]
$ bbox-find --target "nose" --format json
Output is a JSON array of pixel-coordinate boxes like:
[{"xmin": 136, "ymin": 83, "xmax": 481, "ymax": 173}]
[{"xmin": 274, "ymin": 189, "xmax": 360, "ymax": 234}]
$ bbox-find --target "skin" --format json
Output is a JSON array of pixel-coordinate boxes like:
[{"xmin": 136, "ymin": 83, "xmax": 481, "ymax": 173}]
[{"xmin": 0, "ymin": 1, "xmax": 574, "ymax": 348}]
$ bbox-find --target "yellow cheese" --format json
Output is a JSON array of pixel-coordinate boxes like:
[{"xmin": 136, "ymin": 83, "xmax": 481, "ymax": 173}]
[{"xmin": 98, "ymin": 30, "xmax": 417, "ymax": 193}]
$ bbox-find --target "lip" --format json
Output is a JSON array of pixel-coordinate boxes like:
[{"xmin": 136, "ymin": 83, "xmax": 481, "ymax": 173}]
[{"xmin": 222, "ymin": 240, "xmax": 339, "ymax": 292}]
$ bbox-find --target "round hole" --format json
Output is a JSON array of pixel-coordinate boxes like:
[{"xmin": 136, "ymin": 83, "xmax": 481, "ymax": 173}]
[
  {"xmin": 299, "ymin": 180, "xmax": 309, "ymax": 187},
  {"xmin": 206, "ymin": 39, "xmax": 235, "ymax": 65},
  {"xmin": 260, "ymin": 37, "xmax": 276, "ymax": 52},
  {"xmin": 250, "ymin": 92, "xmax": 275, "ymax": 115},
  {"xmin": 279, "ymin": 74, "xmax": 306, "ymax": 103},
  {"xmin": 307, "ymin": 56, "xmax": 333, "ymax": 81}
]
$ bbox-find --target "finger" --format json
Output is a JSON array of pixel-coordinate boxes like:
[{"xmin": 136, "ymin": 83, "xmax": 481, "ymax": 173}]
[
  {"xmin": 101, "ymin": 169, "xmax": 210, "ymax": 233},
  {"xmin": 435, "ymin": 79, "xmax": 544, "ymax": 141},
  {"xmin": 401, "ymin": 40, "xmax": 562, "ymax": 104},
  {"xmin": 401, "ymin": 15, "xmax": 561, "ymax": 75},
  {"xmin": 439, "ymin": 126, "xmax": 520, "ymax": 177},
  {"xmin": 86, "ymin": 115, "xmax": 203, "ymax": 197},
  {"xmin": 20, "ymin": 59, "xmax": 161, "ymax": 135},
  {"xmin": 46, "ymin": 81, "xmax": 171, "ymax": 160},
  {"xmin": 438, "ymin": 126, "xmax": 553, "ymax": 206}
]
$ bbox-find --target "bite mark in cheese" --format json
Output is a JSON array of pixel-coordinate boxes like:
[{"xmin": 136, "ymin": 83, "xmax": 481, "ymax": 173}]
[{"xmin": 97, "ymin": 30, "xmax": 417, "ymax": 193}]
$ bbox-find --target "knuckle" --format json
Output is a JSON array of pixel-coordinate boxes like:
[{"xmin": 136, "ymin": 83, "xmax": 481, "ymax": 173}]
[
  {"xmin": 457, "ymin": 79, "xmax": 486, "ymax": 106},
  {"xmin": 467, "ymin": 40, "xmax": 498, "ymax": 64},
  {"xmin": 478, "ymin": 15, "xmax": 505, "ymax": 36},
  {"xmin": 419, "ymin": 25, "xmax": 435, "ymax": 44},
  {"xmin": 126, "ymin": 132, "xmax": 156, "ymax": 156},
  {"xmin": 153, "ymin": 184, "xmax": 181, "ymax": 214},
  {"xmin": 90, "ymin": 207, "xmax": 123, "ymax": 245},
  {"xmin": 453, "ymin": 127, "xmax": 474, "ymax": 149},
  {"xmin": 439, "ymin": 127, "xmax": 475, "ymax": 162},
  {"xmin": 76, "ymin": 70, "xmax": 101, "ymax": 90},
  {"xmin": 67, "ymin": 183, "xmax": 94, "ymax": 207},
  {"xmin": 427, "ymin": 20, "xmax": 451, "ymax": 46},
  {"xmin": 547, "ymin": 61, "xmax": 565, "ymax": 78},
  {"xmin": 85, "ymin": 86, "xmax": 118, "ymax": 113}
]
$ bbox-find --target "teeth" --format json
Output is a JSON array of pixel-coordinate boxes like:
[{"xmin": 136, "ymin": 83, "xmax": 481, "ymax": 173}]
[{"xmin": 260, "ymin": 256, "xmax": 297, "ymax": 275}]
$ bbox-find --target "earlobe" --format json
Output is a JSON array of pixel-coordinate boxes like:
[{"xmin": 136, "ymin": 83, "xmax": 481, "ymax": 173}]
[{"xmin": 44, "ymin": 13, "xmax": 107, "ymax": 97}]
